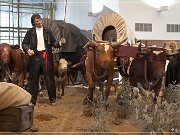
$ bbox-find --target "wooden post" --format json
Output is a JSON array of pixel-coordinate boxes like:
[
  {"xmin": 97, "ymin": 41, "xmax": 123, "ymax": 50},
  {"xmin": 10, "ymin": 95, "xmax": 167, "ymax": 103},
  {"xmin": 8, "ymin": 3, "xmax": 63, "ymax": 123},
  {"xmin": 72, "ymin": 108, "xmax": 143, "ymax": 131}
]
[
  {"xmin": 17, "ymin": 0, "xmax": 20, "ymax": 45},
  {"xmin": 93, "ymin": 34, "xmax": 95, "ymax": 41},
  {"xmin": 50, "ymin": 0, "xmax": 54, "ymax": 19}
]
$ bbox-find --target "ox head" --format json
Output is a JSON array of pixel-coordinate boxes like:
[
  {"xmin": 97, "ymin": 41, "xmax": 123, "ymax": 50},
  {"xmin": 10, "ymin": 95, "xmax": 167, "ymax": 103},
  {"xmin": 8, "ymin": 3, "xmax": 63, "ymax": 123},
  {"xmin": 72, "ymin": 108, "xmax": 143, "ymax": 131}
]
[
  {"xmin": 148, "ymin": 52, "xmax": 166, "ymax": 80},
  {"xmin": 0, "ymin": 44, "xmax": 12, "ymax": 65},
  {"xmin": 59, "ymin": 58, "xmax": 68, "ymax": 72},
  {"xmin": 84, "ymin": 41, "xmax": 114, "ymax": 69}
]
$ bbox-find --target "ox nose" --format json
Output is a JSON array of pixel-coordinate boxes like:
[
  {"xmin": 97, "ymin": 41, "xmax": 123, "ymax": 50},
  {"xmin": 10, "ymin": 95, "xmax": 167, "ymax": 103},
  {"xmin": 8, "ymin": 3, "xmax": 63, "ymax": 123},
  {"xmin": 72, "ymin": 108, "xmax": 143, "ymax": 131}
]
[
  {"xmin": 104, "ymin": 60, "xmax": 111, "ymax": 67},
  {"xmin": 62, "ymin": 67, "xmax": 67, "ymax": 71},
  {"xmin": 105, "ymin": 60, "xmax": 111, "ymax": 64},
  {"xmin": 3, "ymin": 60, "xmax": 9, "ymax": 64}
]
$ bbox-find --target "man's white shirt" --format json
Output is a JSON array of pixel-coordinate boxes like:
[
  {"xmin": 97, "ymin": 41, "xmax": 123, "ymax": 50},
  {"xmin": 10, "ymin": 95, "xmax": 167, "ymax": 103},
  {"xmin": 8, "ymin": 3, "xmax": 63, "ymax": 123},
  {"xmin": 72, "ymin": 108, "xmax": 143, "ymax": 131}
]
[{"xmin": 36, "ymin": 27, "xmax": 45, "ymax": 51}]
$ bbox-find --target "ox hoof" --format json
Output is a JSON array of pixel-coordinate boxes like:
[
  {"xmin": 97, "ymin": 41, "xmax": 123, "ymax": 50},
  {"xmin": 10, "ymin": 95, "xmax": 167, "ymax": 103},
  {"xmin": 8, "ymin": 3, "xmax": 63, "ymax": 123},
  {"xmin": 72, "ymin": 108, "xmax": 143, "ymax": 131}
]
[
  {"xmin": 83, "ymin": 97, "xmax": 92, "ymax": 106},
  {"xmin": 57, "ymin": 94, "xmax": 62, "ymax": 99},
  {"xmin": 83, "ymin": 106, "xmax": 94, "ymax": 117}
]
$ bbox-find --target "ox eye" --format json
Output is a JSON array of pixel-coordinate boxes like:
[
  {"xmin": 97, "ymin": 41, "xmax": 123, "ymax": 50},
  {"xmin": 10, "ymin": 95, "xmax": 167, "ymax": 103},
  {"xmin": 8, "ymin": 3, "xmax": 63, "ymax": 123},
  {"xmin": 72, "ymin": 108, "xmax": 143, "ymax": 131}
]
[{"xmin": 97, "ymin": 49, "xmax": 101, "ymax": 52}]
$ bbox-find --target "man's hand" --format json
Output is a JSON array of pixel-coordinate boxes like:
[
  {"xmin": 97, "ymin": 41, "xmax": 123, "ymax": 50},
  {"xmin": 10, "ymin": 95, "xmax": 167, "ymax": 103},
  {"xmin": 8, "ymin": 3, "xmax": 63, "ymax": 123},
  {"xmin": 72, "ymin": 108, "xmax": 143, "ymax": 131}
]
[
  {"xmin": 27, "ymin": 49, "xmax": 35, "ymax": 56},
  {"xmin": 60, "ymin": 37, "xmax": 66, "ymax": 44}
]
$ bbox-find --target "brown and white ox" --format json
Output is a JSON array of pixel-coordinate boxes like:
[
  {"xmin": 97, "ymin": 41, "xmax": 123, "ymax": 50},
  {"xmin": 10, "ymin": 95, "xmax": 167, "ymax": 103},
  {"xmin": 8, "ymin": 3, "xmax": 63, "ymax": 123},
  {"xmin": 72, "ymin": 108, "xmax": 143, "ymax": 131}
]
[
  {"xmin": 54, "ymin": 58, "xmax": 68, "ymax": 98},
  {"xmin": 0, "ymin": 43, "xmax": 28, "ymax": 87},
  {"xmin": 129, "ymin": 50, "xmax": 166, "ymax": 99},
  {"xmin": 83, "ymin": 40, "xmax": 114, "ymax": 105}
]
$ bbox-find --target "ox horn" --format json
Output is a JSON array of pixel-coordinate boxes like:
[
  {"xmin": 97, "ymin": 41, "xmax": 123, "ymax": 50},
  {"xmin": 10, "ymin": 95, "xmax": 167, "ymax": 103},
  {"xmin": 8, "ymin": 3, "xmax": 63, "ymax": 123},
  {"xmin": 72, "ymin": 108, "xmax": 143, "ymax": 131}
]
[
  {"xmin": 83, "ymin": 40, "xmax": 98, "ymax": 50},
  {"xmin": 110, "ymin": 37, "xmax": 128, "ymax": 47}
]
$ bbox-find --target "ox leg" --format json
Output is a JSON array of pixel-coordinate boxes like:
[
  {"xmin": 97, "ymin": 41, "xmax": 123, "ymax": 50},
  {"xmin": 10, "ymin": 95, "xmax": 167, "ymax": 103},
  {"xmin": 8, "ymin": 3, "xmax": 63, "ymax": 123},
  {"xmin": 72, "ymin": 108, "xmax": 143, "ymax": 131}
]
[
  {"xmin": 104, "ymin": 79, "xmax": 113, "ymax": 106},
  {"xmin": 4, "ymin": 68, "xmax": 11, "ymax": 83},
  {"xmin": 57, "ymin": 81, "xmax": 61, "ymax": 98},
  {"xmin": 61, "ymin": 80, "xmax": 65, "ymax": 96},
  {"xmin": 99, "ymin": 83, "xmax": 104, "ymax": 98},
  {"xmin": 153, "ymin": 81, "xmax": 162, "ymax": 103},
  {"xmin": 18, "ymin": 72, "xmax": 26, "ymax": 88},
  {"xmin": 83, "ymin": 85, "xmax": 95, "ymax": 105}
]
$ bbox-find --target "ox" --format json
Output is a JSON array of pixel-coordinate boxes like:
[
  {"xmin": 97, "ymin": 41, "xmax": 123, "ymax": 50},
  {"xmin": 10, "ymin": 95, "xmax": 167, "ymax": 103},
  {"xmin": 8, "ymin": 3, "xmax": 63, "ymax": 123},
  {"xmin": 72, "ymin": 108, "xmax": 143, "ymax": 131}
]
[
  {"xmin": 129, "ymin": 51, "xmax": 166, "ymax": 99},
  {"xmin": 54, "ymin": 58, "xmax": 68, "ymax": 98},
  {"xmin": 0, "ymin": 43, "xmax": 28, "ymax": 88},
  {"xmin": 0, "ymin": 43, "xmax": 12, "ymax": 82},
  {"xmin": 31, "ymin": 59, "xmax": 68, "ymax": 98},
  {"xmin": 116, "ymin": 56, "xmax": 130, "ymax": 79},
  {"xmin": 10, "ymin": 48, "xmax": 29, "ymax": 87},
  {"xmin": 83, "ymin": 40, "xmax": 114, "ymax": 105}
]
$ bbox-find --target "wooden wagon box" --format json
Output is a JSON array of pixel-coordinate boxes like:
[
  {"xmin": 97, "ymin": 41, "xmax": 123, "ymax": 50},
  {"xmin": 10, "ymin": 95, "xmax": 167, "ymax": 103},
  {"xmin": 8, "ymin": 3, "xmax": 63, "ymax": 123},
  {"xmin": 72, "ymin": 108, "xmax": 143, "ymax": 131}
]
[{"xmin": 0, "ymin": 105, "xmax": 34, "ymax": 132}]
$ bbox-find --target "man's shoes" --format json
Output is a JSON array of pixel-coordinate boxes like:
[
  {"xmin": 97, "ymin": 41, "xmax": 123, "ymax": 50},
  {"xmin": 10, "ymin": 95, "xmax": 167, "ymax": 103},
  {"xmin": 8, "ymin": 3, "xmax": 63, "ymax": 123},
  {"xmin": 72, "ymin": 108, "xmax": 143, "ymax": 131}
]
[{"xmin": 51, "ymin": 101, "xmax": 57, "ymax": 106}]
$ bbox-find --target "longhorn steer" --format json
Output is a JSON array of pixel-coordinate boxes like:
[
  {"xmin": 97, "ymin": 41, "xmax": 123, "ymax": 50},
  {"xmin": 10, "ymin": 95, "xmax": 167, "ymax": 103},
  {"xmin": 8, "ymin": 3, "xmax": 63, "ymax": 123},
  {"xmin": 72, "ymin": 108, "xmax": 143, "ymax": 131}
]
[
  {"xmin": 83, "ymin": 40, "xmax": 114, "ymax": 105},
  {"xmin": 129, "ymin": 51, "xmax": 166, "ymax": 98}
]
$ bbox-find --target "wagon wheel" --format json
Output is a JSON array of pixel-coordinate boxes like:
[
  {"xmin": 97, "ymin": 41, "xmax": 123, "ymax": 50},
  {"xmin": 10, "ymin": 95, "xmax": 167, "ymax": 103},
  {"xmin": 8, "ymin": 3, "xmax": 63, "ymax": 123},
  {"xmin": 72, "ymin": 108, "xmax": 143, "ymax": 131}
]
[
  {"xmin": 92, "ymin": 13, "xmax": 127, "ymax": 43},
  {"xmin": 42, "ymin": 18, "xmax": 61, "ymax": 53}
]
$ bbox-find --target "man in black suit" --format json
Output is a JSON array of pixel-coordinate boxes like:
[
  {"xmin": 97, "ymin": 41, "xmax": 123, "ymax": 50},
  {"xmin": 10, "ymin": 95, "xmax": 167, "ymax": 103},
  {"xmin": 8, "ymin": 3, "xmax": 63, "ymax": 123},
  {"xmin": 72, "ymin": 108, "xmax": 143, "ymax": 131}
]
[{"xmin": 22, "ymin": 13, "xmax": 63, "ymax": 106}]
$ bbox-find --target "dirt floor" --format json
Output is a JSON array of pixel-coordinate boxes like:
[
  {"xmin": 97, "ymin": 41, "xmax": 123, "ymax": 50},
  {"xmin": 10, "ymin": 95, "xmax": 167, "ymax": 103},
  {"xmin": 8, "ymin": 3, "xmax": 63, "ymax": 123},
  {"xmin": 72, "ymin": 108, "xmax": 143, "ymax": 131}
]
[{"xmin": 17, "ymin": 84, "xmax": 142, "ymax": 135}]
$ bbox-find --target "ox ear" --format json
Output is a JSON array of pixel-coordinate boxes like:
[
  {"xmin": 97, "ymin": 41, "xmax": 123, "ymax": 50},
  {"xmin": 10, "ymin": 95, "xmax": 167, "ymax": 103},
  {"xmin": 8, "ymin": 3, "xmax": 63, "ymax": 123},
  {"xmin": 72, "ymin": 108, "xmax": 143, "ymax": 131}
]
[
  {"xmin": 83, "ymin": 41, "xmax": 97, "ymax": 51},
  {"xmin": 54, "ymin": 60, "xmax": 59, "ymax": 66}
]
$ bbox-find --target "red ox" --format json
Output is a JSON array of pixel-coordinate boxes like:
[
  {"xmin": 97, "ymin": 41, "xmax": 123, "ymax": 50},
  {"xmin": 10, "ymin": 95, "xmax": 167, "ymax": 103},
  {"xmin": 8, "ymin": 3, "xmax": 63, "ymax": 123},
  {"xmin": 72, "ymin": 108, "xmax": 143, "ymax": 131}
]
[
  {"xmin": 83, "ymin": 40, "xmax": 114, "ymax": 105},
  {"xmin": 129, "ymin": 51, "xmax": 166, "ymax": 98},
  {"xmin": 0, "ymin": 43, "xmax": 28, "ymax": 87},
  {"xmin": 54, "ymin": 58, "xmax": 68, "ymax": 98}
]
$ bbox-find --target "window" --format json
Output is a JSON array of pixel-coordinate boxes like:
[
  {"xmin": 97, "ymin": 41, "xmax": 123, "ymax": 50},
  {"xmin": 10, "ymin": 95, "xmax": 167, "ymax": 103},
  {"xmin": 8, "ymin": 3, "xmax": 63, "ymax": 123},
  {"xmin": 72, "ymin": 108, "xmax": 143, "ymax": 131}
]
[
  {"xmin": 135, "ymin": 23, "xmax": 152, "ymax": 32},
  {"xmin": 167, "ymin": 24, "xmax": 180, "ymax": 32},
  {"xmin": 0, "ymin": 0, "xmax": 53, "ymax": 45}
]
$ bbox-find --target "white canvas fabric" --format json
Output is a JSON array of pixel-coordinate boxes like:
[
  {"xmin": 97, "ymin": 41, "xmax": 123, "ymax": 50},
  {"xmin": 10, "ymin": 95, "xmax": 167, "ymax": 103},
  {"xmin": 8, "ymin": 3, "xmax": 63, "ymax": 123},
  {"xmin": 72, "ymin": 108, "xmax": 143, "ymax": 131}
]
[
  {"xmin": 0, "ymin": 82, "xmax": 31, "ymax": 110},
  {"xmin": 92, "ymin": 13, "xmax": 127, "ymax": 43}
]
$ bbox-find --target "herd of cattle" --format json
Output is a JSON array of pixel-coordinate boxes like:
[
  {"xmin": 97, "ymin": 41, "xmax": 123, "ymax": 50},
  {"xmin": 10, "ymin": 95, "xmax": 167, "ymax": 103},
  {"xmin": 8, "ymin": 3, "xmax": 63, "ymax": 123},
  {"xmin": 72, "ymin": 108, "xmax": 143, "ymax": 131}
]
[{"xmin": 0, "ymin": 40, "xmax": 172, "ymax": 105}]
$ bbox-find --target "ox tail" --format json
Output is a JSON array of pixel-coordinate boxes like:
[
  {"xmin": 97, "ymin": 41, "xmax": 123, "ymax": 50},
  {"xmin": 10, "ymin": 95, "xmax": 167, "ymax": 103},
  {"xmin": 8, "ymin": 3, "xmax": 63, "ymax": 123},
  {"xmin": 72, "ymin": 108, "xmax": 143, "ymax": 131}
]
[{"xmin": 21, "ymin": 53, "xmax": 28, "ymax": 73}]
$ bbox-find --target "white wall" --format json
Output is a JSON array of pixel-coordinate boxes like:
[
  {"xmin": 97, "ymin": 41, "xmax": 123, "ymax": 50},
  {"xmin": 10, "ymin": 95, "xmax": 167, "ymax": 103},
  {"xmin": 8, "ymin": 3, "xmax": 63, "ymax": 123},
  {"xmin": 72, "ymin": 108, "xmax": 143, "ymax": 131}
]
[
  {"xmin": 55, "ymin": 0, "xmax": 96, "ymax": 30},
  {"xmin": 54, "ymin": 0, "xmax": 180, "ymax": 40},
  {"xmin": 117, "ymin": 1, "xmax": 180, "ymax": 40}
]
